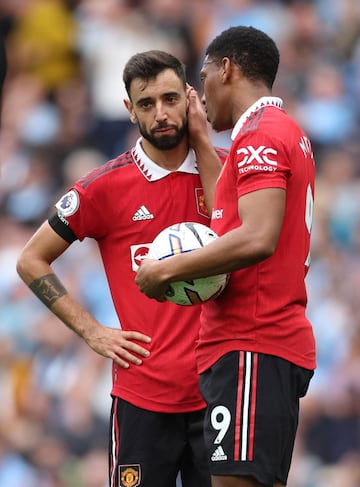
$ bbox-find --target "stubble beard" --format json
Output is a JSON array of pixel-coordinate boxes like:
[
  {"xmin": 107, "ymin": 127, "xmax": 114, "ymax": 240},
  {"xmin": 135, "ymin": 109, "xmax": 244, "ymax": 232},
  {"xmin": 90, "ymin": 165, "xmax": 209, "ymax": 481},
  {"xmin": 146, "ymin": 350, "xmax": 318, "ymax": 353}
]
[{"xmin": 139, "ymin": 120, "xmax": 188, "ymax": 150}]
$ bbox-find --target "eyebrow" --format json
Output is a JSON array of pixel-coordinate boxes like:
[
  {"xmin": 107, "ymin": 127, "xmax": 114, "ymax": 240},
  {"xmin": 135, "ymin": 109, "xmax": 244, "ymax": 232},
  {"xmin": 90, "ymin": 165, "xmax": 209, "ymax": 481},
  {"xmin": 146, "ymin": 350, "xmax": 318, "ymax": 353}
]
[
  {"xmin": 135, "ymin": 96, "xmax": 152, "ymax": 107},
  {"xmin": 202, "ymin": 59, "xmax": 218, "ymax": 66},
  {"xmin": 135, "ymin": 91, "xmax": 181, "ymax": 105}
]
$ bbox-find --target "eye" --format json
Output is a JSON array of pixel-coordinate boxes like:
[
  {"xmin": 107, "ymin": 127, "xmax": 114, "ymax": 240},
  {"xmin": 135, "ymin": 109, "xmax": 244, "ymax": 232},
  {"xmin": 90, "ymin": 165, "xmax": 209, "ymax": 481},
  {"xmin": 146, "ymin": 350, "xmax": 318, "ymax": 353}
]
[
  {"xmin": 166, "ymin": 94, "xmax": 179, "ymax": 104},
  {"xmin": 140, "ymin": 100, "xmax": 153, "ymax": 110}
]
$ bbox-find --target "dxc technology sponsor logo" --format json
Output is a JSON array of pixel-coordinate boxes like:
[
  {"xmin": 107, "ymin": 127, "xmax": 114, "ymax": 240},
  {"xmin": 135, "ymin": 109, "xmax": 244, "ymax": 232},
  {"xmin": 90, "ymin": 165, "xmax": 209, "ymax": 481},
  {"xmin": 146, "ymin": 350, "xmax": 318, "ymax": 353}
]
[{"xmin": 236, "ymin": 145, "xmax": 278, "ymax": 174}]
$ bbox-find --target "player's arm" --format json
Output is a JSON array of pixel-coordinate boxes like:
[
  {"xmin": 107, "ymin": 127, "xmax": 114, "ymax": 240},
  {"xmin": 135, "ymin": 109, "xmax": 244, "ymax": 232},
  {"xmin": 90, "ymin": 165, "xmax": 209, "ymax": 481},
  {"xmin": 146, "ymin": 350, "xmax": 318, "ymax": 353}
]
[
  {"xmin": 17, "ymin": 221, "xmax": 151, "ymax": 368},
  {"xmin": 187, "ymin": 85, "xmax": 223, "ymax": 211},
  {"xmin": 136, "ymin": 187, "xmax": 285, "ymax": 299}
]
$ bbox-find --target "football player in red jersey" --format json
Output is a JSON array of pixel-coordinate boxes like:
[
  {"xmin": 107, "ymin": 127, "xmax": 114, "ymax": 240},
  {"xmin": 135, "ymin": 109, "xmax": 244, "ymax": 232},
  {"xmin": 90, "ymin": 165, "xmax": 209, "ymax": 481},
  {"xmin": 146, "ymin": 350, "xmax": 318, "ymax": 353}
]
[
  {"xmin": 136, "ymin": 27, "xmax": 316, "ymax": 487},
  {"xmin": 17, "ymin": 50, "xmax": 228, "ymax": 487}
]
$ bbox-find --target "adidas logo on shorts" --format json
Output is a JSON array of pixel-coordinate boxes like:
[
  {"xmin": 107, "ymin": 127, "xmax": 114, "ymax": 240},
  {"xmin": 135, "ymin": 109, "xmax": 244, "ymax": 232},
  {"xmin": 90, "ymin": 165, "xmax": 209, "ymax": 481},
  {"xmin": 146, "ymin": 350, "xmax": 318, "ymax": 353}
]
[
  {"xmin": 132, "ymin": 205, "xmax": 154, "ymax": 221},
  {"xmin": 211, "ymin": 445, "xmax": 228, "ymax": 461}
]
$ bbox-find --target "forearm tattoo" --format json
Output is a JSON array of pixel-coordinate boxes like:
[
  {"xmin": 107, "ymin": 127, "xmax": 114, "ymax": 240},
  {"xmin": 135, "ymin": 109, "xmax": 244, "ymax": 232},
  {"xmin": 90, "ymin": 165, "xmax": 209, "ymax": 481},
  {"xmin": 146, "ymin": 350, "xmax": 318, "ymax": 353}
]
[{"xmin": 29, "ymin": 274, "xmax": 67, "ymax": 309}]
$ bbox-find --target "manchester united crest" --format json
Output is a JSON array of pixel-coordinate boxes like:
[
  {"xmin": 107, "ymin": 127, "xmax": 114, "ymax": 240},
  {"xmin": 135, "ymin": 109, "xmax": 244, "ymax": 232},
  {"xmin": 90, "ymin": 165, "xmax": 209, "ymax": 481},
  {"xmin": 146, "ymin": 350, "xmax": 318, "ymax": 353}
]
[
  {"xmin": 119, "ymin": 465, "xmax": 141, "ymax": 487},
  {"xmin": 195, "ymin": 187, "xmax": 209, "ymax": 218}
]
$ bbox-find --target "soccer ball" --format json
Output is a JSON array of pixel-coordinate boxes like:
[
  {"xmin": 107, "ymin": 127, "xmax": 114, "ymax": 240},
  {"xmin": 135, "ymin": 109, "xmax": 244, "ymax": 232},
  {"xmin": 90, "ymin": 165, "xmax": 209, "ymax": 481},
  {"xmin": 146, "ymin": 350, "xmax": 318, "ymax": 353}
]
[{"xmin": 148, "ymin": 222, "xmax": 228, "ymax": 306}]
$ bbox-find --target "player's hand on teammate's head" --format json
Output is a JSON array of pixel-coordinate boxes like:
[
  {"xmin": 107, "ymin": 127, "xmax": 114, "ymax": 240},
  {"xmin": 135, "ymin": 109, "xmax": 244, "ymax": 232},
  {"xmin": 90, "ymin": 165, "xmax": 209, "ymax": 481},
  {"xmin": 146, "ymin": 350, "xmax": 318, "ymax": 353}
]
[{"xmin": 186, "ymin": 84, "xmax": 209, "ymax": 148}]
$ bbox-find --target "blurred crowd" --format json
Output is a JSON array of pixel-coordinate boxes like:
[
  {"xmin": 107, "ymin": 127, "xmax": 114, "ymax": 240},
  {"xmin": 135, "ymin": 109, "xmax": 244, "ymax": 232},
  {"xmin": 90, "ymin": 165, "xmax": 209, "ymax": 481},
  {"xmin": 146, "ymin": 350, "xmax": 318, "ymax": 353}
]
[{"xmin": 0, "ymin": 0, "xmax": 360, "ymax": 486}]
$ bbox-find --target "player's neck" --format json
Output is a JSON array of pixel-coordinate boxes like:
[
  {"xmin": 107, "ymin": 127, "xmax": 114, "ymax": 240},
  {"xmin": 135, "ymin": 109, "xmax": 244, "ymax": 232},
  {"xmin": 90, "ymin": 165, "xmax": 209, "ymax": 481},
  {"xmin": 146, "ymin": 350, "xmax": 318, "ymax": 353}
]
[{"xmin": 233, "ymin": 85, "xmax": 273, "ymax": 123}]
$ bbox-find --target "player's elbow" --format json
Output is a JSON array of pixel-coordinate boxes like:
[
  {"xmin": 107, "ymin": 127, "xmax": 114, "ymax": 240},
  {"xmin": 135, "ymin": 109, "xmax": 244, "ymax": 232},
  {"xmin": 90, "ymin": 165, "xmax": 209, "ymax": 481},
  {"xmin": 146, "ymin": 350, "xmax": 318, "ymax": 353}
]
[
  {"xmin": 250, "ymin": 233, "xmax": 278, "ymax": 262},
  {"xmin": 16, "ymin": 249, "xmax": 34, "ymax": 283},
  {"xmin": 251, "ymin": 246, "xmax": 274, "ymax": 263},
  {"xmin": 16, "ymin": 252, "xmax": 27, "ymax": 280}
]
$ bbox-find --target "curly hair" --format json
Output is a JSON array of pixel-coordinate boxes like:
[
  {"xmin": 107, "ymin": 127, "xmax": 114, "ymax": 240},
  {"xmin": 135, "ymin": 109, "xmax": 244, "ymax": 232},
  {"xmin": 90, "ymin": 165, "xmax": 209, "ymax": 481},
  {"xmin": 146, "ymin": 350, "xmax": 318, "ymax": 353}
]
[{"xmin": 206, "ymin": 26, "xmax": 280, "ymax": 89}]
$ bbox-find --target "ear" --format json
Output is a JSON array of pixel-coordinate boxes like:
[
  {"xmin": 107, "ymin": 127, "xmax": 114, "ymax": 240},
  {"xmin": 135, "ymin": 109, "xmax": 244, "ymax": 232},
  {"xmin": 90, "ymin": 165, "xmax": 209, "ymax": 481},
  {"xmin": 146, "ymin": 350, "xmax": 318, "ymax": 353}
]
[
  {"xmin": 221, "ymin": 57, "xmax": 232, "ymax": 82},
  {"xmin": 124, "ymin": 99, "xmax": 137, "ymax": 124}
]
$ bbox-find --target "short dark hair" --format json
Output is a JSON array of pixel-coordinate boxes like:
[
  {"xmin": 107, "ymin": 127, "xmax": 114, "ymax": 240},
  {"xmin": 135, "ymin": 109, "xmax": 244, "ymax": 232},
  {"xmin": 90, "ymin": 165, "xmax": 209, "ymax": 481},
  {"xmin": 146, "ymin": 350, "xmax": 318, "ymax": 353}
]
[
  {"xmin": 205, "ymin": 26, "xmax": 280, "ymax": 89},
  {"xmin": 123, "ymin": 50, "xmax": 187, "ymax": 97}
]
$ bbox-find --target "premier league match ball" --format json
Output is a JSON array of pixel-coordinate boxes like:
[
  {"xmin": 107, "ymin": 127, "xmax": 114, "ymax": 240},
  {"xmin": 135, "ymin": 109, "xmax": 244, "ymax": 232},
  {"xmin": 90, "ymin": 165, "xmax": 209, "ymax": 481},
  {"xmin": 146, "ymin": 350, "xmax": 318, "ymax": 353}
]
[{"xmin": 148, "ymin": 222, "xmax": 228, "ymax": 306}]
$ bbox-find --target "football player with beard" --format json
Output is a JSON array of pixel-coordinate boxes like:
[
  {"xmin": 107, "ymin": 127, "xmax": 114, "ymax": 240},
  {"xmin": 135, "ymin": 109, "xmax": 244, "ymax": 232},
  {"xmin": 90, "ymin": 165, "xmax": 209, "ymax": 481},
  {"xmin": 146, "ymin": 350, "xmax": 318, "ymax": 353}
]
[{"xmin": 17, "ymin": 50, "xmax": 227, "ymax": 487}]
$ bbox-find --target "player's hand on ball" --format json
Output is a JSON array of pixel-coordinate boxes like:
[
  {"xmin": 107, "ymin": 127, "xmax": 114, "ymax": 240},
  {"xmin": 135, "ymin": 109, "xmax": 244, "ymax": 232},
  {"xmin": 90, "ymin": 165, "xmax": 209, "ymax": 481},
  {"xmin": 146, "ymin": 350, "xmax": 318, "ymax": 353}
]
[
  {"xmin": 135, "ymin": 258, "xmax": 169, "ymax": 302},
  {"xmin": 144, "ymin": 222, "xmax": 228, "ymax": 305}
]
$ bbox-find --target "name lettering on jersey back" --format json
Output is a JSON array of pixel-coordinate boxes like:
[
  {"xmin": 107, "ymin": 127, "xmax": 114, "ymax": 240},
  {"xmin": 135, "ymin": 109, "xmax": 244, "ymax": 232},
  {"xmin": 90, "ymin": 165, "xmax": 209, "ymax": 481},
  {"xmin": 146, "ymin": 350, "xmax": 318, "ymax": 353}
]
[{"xmin": 236, "ymin": 145, "xmax": 278, "ymax": 174}]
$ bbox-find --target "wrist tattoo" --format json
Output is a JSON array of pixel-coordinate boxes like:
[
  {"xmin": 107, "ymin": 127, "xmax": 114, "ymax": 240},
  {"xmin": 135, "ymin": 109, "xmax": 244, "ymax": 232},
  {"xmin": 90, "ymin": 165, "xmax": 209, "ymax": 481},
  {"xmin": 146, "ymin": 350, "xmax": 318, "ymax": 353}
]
[{"xmin": 29, "ymin": 274, "xmax": 67, "ymax": 309}]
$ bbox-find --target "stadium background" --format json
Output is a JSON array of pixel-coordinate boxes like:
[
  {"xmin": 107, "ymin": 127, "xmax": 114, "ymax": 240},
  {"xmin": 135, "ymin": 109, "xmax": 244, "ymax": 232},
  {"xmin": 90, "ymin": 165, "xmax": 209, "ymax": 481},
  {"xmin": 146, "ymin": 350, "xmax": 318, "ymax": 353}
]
[{"xmin": 0, "ymin": 1, "xmax": 359, "ymax": 486}]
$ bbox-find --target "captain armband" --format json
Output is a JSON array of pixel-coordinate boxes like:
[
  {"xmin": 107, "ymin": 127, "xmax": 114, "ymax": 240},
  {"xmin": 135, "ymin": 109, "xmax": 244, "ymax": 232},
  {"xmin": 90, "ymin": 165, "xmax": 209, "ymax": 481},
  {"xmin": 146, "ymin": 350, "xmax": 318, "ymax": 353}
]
[{"xmin": 48, "ymin": 213, "xmax": 77, "ymax": 243}]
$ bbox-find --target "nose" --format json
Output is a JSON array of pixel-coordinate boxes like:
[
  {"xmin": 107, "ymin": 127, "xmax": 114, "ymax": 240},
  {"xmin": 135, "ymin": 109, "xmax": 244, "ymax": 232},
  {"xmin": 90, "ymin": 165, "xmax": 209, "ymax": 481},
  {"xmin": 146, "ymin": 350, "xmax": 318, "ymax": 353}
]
[
  {"xmin": 155, "ymin": 102, "xmax": 168, "ymax": 123},
  {"xmin": 201, "ymin": 93, "xmax": 206, "ymax": 108}
]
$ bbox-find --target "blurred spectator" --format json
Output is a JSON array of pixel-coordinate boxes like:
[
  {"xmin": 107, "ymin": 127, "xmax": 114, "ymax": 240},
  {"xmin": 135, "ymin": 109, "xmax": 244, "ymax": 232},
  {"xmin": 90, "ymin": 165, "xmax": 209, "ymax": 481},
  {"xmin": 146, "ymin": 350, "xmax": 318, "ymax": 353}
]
[
  {"xmin": 296, "ymin": 62, "xmax": 358, "ymax": 151},
  {"xmin": 3, "ymin": 146, "xmax": 58, "ymax": 226},
  {"xmin": 204, "ymin": 0, "xmax": 290, "ymax": 48},
  {"xmin": 74, "ymin": 0, "xmax": 183, "ymax": 157},
  {"xmin": 77, "ymin": 448, "xmax": 108, "ymax": 487},
  {"xmin": 141, "ymin": 0, "xmax": 199, "ymax": 86},
  {"xmin": 313, "ymin": 147, "xmax": 360, "ymax": 248},
  {"xmin": 5, "ymin": 0, "xmax": 80, "ymax": 92},
  {"xmin": 52, "ymin": 78, "xmax": 94, "ymax": 155},
  {"xmin": 0, "ymin": 432, "xmax": 38, "ymax": 487},
  {"xmin": 1, "ymin": 73, "xmax": 60, "ymax": 145}
]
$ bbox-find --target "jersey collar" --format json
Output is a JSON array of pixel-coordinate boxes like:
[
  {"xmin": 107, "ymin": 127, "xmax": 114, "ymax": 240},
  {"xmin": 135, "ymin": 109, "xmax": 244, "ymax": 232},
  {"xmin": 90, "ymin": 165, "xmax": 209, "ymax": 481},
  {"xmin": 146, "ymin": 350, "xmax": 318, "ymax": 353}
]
[
  {"xmin": 231, "ymin": 96, "xmax": 283, "ymax": 140},
  {"xmin": 131, "ymin": 137, "xmax": 199, "ymax": 181}
]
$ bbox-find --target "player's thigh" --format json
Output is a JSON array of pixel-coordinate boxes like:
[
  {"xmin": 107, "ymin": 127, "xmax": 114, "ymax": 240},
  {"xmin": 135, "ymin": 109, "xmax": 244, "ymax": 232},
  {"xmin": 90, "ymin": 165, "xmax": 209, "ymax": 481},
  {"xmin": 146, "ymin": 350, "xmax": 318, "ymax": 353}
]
[
  {"xmin": 179, "ymin": 409, "xmax": 211, "ymax": 487},
  {"xmin": 109, "ymin": 397, "xmax": 182, "ymax": 487},
  {"xmin": 199, "ymin": 351, "xmax": 313, "ymax": 486}
]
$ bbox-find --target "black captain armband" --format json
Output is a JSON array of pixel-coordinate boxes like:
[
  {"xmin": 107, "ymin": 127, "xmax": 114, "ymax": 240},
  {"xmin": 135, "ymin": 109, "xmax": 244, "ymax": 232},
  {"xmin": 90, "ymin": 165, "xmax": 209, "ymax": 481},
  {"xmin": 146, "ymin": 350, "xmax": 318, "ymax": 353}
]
[{"xmin": 48, "ymin": 213, "xmax": 78, "ymax": 244}]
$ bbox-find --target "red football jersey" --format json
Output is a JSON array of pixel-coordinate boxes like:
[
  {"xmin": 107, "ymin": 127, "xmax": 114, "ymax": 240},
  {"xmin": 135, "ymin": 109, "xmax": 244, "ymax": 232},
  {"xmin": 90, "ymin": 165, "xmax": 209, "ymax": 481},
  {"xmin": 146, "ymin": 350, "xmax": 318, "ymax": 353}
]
[
  {"xmin": 53, "ymin": 138, "xmax": 228, "ymax": 412},
  {"xmin": 197, "ymin": 97, "xmax": 316, "ymax": 374}
]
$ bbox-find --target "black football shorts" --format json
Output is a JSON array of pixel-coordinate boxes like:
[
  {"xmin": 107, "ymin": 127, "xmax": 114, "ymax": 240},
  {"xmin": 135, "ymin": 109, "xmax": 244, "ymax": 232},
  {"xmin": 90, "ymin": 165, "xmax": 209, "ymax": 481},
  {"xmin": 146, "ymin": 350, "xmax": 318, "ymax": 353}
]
[
  {"xmin": 109, "ymin": 397, "xmax": 211, "ymax": 487},
  {"xmin": 199, "ymin": 351, "xmax": 313, "ymax": 486}
]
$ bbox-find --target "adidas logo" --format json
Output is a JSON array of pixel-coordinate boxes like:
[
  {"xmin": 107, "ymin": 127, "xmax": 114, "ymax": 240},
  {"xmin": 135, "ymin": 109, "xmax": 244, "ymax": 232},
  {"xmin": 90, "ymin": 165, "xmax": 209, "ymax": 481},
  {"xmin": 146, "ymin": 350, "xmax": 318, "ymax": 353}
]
[
  {"xmin": 211, "ymin": 445, "xmax": 227, "ymax": 462},
  {"xmin": 132, "ymin": 205, "xmax": 154, "ymax": 221}
]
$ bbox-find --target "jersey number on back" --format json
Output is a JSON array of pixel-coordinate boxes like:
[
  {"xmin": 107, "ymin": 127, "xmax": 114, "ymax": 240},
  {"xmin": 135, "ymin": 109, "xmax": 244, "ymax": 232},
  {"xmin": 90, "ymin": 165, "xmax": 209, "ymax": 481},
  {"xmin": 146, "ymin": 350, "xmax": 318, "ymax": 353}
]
[{"xmin": 305, "ymin": 183, "xmax": 314, "ymax": 267}]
